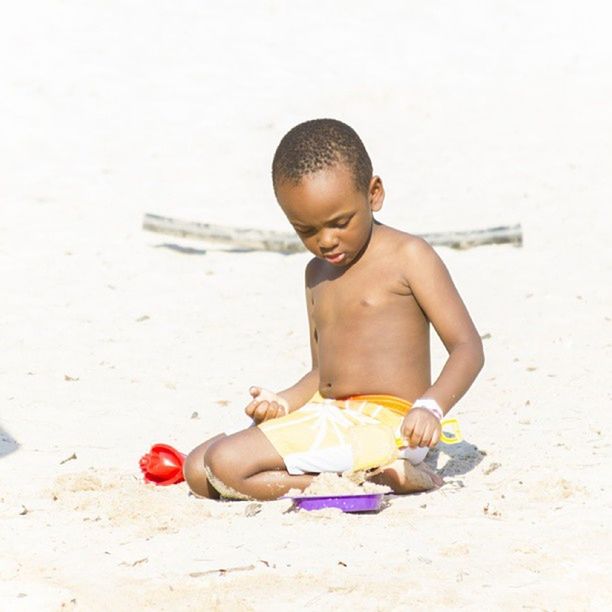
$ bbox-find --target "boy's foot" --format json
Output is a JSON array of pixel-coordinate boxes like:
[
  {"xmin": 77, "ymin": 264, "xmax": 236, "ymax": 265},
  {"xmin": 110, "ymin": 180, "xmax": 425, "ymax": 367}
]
[{"xmin": 369, "ymin": 459, "xmax": 443, "ymax": 493}]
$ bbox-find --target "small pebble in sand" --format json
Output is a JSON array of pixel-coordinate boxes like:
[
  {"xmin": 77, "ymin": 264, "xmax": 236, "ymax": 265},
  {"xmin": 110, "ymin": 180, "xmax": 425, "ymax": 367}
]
[
  {"xmin": 245, "ymin": 502, "xmax": 262, "ymax": 517},
  {"xmin": 59, "ymin": 452, "xmax": 77, "ymax": 465},
  {"xmin": 483, "ymin": 462, "xmax": 501, "ymax": 475}
]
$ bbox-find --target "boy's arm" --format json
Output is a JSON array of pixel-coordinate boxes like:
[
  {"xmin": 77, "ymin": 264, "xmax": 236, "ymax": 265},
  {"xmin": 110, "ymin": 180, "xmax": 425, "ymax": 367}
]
[
  {"xmin": 406, "ymin": 238, "xmax": 484, "ymax": 413},
  {"xmin": 277, "ymin": 262, "xmax": 320, "ymax": 410},
  {"xmin": 276, "ymin": 367, "xmax": 319, "ymax": 412},
  {"xmin": 245, "ymin": 263, "xmax": 320, "ymax": 422},
  {"xmin": 399, "ymin": 238, "xmax": 483, "ymax": 448}
]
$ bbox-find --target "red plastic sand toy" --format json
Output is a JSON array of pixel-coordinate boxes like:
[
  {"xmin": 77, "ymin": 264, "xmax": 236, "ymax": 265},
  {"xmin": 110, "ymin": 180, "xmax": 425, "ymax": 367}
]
[{"xmin": 139, "ymin": 443, "xmax": 186, "ymax": 486}]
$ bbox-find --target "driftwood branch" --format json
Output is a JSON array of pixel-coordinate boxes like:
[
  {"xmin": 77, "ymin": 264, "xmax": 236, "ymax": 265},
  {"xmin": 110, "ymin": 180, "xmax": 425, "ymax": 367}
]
[
  {"xmin": 143, "ymin": 213, "xmax": 522, "ymax": 252},
  {"xmin": 419, "ymin": 225, "xmax": 522, "ymax": 249}
]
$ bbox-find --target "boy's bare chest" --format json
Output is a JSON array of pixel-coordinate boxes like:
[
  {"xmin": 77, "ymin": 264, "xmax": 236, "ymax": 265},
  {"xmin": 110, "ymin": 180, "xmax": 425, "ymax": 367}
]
[{"xmin": 311, "ymin": 263, "xmax": 416, "ymax": 327}]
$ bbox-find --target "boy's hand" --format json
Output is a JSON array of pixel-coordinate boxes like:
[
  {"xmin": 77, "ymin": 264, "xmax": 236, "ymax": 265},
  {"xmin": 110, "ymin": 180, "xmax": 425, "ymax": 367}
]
[
  {"xmin": 400, "ymin": 408, "xmax": 442, "ymax": 448},
  {"xmin": 245, "ymin": 386, "xmax": 290, "ymax": 424}
]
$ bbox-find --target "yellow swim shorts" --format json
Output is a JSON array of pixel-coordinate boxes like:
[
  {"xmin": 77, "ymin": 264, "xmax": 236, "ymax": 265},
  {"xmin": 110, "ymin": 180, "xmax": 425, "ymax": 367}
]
[{"xmin": 258, "ymin": 393, "xmax": 428, "ymax": 475}]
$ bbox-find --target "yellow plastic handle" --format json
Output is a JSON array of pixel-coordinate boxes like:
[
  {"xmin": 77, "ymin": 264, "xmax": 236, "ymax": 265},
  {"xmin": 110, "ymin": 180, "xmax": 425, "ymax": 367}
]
[{"xmin": 439, "ymin": 418, "xmax": 462, "ymax": 445}]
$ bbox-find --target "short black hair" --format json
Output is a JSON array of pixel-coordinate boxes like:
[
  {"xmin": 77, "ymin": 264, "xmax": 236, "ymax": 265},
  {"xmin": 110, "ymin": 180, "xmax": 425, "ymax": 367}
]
[{"xmin": 272, "ymin": 118, "xmax": 373, "ymax": 194}]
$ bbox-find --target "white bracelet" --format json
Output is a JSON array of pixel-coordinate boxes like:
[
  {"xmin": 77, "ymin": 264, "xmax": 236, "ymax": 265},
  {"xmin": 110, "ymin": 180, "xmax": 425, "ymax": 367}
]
[{"xmin": 413, "ymin": 398, "xmax": 444, "ymax": 421}]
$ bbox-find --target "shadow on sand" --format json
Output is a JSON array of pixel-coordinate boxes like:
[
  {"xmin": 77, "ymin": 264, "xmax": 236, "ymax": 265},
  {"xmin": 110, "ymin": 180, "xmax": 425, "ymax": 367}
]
[
  {"xmin": 0, "ymin": 425, "xmax": 19, "ymax": 459},
  {"xmin": 426, "ymin": 439, "xmax": 485, "ymax": 478},
  {"xmin": 154, "ymin": 243, "xmax": 208, "ymax": 255},
  {"xmin": 152, "ymin": 242, "xmax": 297, "ymax": 256}
]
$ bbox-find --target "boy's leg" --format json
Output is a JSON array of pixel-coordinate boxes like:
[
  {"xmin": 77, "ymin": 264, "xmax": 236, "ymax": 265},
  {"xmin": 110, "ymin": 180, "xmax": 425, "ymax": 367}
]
[
  {"xmin": 183, "ymin": 433, "xmax": 227, "ymax": 499},
  {"xmin": 204, "ymin": 427, "xmax": 314, "ymax": 501},
  {"xmin": 185, "ymin": 423, "xmax": 442, "ymax": 499},
  {"xmin": 368, "ymin": 458, "xmax": 443, "ymax": 493}
]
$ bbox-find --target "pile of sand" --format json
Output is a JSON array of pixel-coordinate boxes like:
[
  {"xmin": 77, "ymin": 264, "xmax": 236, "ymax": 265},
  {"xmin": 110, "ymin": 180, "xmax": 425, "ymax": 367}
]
[{"xmin": 290, "ymin": 472, "xmax": 391, "ymax": 497}]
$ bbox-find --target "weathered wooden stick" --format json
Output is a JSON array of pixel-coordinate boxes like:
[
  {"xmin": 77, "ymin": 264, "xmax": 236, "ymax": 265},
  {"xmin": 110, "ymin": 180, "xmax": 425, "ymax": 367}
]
[
  {"xmin": 143, "ymin": 213, "xmax": 522, "ymax": 252},
  {"xmin": 419, "ymin": 224, "xmax": 523, "ymax": 249},
  {"xmin": 143, "ymin": 213, "xmax": 304, "ymax": 252}
]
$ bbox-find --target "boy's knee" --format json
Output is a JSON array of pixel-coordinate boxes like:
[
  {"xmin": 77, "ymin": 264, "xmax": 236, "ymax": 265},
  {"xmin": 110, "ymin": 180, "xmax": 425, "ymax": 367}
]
[
  {"xmin": 183, "ymin": 449, "xmax": 210, "ymax": 497},
  {"xmin": 203, "ymin": 439, "xmax": 257, "ymax": 500},
  {"xmin": 182, "ymin": 450, "xmax": 200, "ymax": 486},
  {"xmin": 182, "ymin": 433, "xmax": 227, "ymax": 497},
  {"xmin": 204, "ymin": 438, "xmax": 243, "ymax": 485}
]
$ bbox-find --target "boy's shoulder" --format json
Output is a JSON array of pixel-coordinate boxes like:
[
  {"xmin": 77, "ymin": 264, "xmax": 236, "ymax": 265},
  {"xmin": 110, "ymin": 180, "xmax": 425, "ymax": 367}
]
[
  {"xmin": 304, "ymin": 224, "xmax": 437, "ymax": 283},
  {"xmin": 373, "ymin": 224, "xmax": 437, "ymax": 265},
  {"xmin": 375, "ymin": 223, "xmax": 427, "ymax": 247}
]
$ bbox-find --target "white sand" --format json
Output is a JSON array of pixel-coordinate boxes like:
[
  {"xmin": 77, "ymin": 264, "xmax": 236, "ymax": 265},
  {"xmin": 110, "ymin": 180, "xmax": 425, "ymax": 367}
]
[{"xmin": 1, "ymin": 1, "xmax": 611, "ymax": 609}]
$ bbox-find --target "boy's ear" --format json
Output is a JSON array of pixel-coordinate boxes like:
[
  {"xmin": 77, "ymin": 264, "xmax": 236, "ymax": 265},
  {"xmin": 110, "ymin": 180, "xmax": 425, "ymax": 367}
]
[{"xmin": 368, "ymin": 176, "xmax": 385, "ymax": 212}]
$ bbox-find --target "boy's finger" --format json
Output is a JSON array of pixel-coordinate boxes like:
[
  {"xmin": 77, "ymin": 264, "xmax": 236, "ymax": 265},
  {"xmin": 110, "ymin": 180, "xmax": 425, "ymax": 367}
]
[
  {"xmin": 419, "ymin": 429, "xmax": 431, "ymax": 448},
  {"xmin": 261, "ymin": 405, "xmax": 277, "ymax": 422},
  {"xmin": 430, "ymin": 427, "xmax": 441, "ymax": 447},
  {"xmin": 403, "ymin": 419, "xmax": 417, "ymax": 443},
  {"xmin": 249, "ymin": 386, "xmax": 260, "ymax": 398},
  {"xmin": 402, "ymin": 428, "xmax": 415, "ymax": 446},
  {"xmin": 400, "ymin": 417, "xmax": 414, "ymax": 439},
  {"xmin": 409, "ymin": 429, "xmax": 424, "ymax": 448},
  {"xmin": 423, "ymin": 423, "xmax": 438, "ymax": 447},
  {"xmin": 267, "ymin": 401, "xmax": 279, "ymax": 420},
  {"xmin": 245, "ymin": 401, "xmax": 257, "ymax": 417},
  {"xmin": 253, "ymin": 401, "xmax": 269, "ymax": 422},
  {"xmin": 246, "ymin": 407, "xmax": 261, "ymax": 422}
]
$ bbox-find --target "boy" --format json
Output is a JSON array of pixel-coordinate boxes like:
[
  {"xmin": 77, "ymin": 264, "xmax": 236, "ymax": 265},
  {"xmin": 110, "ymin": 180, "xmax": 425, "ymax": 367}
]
[{"xmin": 183, "ymin": 119, "xmax": 484, "ymax": 501}]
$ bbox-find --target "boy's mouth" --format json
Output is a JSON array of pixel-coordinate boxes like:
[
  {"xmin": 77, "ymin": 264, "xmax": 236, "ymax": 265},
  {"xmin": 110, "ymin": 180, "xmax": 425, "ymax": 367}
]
[{"xmin": 323, "ymin": 252, "xmax": 346, "ymax": 264}]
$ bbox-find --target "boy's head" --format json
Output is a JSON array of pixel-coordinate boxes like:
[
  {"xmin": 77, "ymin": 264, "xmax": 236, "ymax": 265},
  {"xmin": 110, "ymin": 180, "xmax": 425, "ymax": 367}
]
[
  {"xmin": 272, "ymin": 118, "xmax": 372, "ymax": 195},
  {"xmin": 272, "ymin": 119, "xmax": 384, "ymax": 267}
]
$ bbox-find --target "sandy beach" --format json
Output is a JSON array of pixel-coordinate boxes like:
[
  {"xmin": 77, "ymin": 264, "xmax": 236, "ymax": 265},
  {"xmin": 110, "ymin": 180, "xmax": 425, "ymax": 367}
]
[{"xmin": 1, "ymin": 1, "xmax": 611, "ymax": 609}]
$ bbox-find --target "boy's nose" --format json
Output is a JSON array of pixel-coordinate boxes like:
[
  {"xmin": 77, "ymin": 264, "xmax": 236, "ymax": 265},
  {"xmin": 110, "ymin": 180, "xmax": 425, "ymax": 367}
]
[{"xmin": 318, "ymin": 229, "xmax": 339, "ymax": 251}]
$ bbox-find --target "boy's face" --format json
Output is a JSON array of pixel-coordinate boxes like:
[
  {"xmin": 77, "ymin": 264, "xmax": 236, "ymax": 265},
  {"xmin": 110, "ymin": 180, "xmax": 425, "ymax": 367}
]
[{"xmin": 276, "ymin": 164, "xmax": 384, "ymax": 267}]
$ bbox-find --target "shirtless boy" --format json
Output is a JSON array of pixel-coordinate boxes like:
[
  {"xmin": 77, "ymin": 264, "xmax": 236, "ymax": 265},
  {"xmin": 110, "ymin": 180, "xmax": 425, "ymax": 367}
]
[{"xmin": 183, "ymin": 118, "xmax": 484, "ymax": 501}]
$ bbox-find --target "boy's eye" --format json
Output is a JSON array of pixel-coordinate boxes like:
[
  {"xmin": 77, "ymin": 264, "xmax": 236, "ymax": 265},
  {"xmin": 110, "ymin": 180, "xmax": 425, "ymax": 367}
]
[
  {"xmin": 295, "ymin": 227, "xmax": 316, "ymax": 236},
  {"xmin": 333, "ymin": 218, "xmax": 351, "ymax": 229}
]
